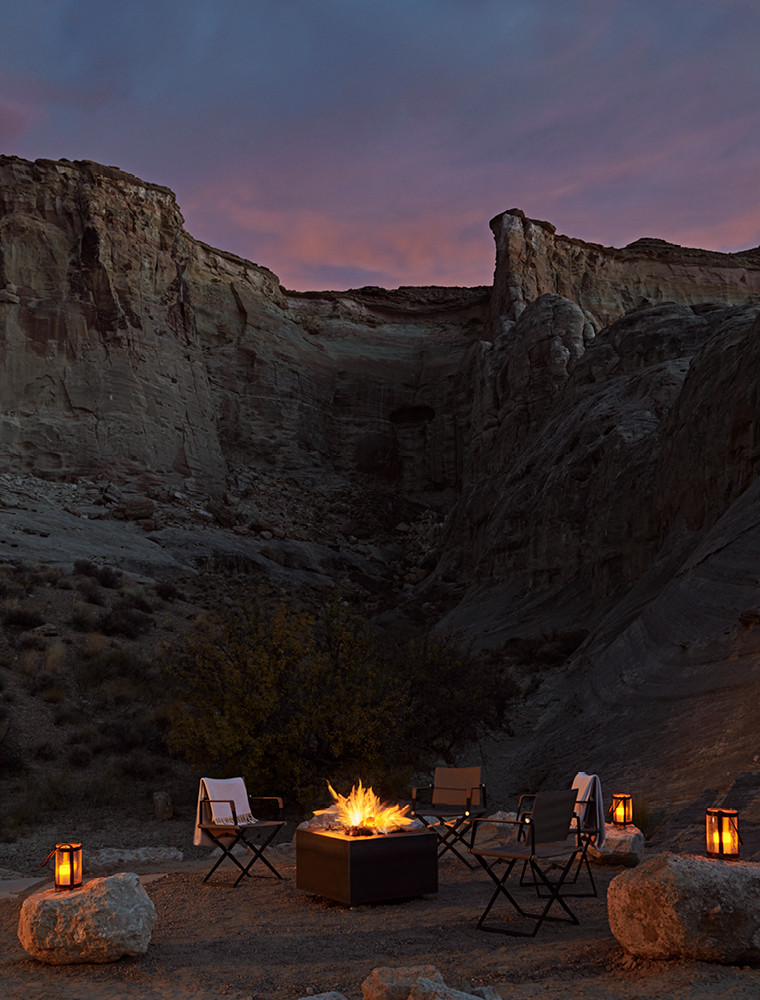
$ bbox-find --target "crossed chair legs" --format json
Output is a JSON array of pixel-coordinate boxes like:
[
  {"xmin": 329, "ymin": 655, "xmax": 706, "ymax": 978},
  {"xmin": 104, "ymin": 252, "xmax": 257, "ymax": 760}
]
[
  {"xmin": 417, "ymin": 814, "xmax": 480, "ymax": 870},
  {"xmin": 474, "ymin": 850, "xmax": 580, "ymax": 937},
  {"xmin": 203, "ymin": 824, "xmax": 284, "ymax": 887}
]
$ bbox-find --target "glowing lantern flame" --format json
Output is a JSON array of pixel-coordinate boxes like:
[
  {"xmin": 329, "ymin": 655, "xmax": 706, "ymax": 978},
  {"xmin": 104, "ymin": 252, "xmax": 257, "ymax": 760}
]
[{"xmin": 327, "ymin": 780, "xmax": 413, "ymax": 835}]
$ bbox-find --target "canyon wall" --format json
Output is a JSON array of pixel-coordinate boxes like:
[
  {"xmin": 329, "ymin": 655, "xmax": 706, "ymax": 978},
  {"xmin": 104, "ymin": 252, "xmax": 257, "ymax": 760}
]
[
  {"xmin": 0, "ymin": 156, "xmax": 485, "ymax": 497},
  {"xmin": 3, "ymin": 156, "xmax": 760, "ymax": 817}
]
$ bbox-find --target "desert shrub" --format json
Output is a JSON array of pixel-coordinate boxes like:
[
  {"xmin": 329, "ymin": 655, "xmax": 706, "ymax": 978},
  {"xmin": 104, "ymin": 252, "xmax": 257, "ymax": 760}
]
[
  {"xmin": 94, "ymin": 565, "xmax": 121, "ymax": 589},
  {"xmin": 165, "ymin": 593, "xmax": 410, "ymax": 807},
  {"xmin": 40, "ymin": 685, "xmax": 68, "ymax": 704},
  {"xmin": 392, "ymin": 631, "xmax": 515, "ymax": 763},
  {"xmin": 73, "ymin": 559, "xmax": 97, "ymax": 576},
  {"xmin": 16, "ymin": 632, "xmax": 47, "ymax": 651},
  {"xmin": 155, "ymin": 579, "xmax": 183, "ymax": 602},
  {"xmin": 2, "ymin": 604, "xmax": 44, "ymax": 630},
  {"xmin": 76, "ymin": 578, "xmax": 107, "ymax": 605},
  {"xmin": 100, "ymin": 704, "xmax": 168, "ymax": 754},
  {"xmin": 71, "ymin": 601, "xmax": 100, "ymax": 631},
  {"xmin": 52, "ymin": 701, "xmax": 80, "ymax": 726},
  {"xmin": 99, "ymin": 602, "xmax": 153, "ymax": 638},
  {"xmin": 73, "ymin": 559, "xmax": 121, "ymax": 588},
  {"xmin": 120, "ymin": 585, "xmax": 155, "ymax": 612},
  {"xmin": 117, "ymin": 747, "xmax": 167, "ymax": 781},
  {"xmin": 33, "ymin": 740, "xmax": 56, "ymax": 761}
]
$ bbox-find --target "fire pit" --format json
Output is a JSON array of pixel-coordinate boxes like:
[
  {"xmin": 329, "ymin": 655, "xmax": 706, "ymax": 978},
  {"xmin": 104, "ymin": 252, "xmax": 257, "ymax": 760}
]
[{"xmin": 296, "ymin": 782, "xmax": 438, "ymax": 905}]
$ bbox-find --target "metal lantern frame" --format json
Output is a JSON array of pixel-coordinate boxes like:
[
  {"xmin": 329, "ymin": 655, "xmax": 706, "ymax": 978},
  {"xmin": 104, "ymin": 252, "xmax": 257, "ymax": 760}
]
[
  {"xmin": 610, "ymin": 793, "xmax": 633, "ymax": 827},
  {"xmin": 42, "ymin": 841, "xmax": 83, "ymax": 891},
  {"xmin": 706, "ymin": 807, "xmax": 741, "ymax": 859}
]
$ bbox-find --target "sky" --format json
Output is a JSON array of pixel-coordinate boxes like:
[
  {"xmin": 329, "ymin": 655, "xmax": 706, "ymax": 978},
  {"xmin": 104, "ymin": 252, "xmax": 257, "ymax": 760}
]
[{"xmin": 1, "ymin": 0, "xmax": 759, "ymax": 291}]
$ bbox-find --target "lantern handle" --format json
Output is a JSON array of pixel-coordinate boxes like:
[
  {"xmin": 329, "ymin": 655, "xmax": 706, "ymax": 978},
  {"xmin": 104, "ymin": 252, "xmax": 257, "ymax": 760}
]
[
  {"xmin": 40, "ymin": 847, "xmax": 57, "ymax": 869},
  {"xmin": 730, "ymin": 816, "xmax": 743, "ymax": 846}
]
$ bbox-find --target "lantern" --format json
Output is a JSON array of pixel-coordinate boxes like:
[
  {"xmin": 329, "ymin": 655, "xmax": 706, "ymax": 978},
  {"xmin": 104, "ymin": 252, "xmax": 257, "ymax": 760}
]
[
  {"xmin": 42, "ymin": 842, "xmax": 83, "ymax": 890},
  {"xmin": 706, "ymin": 808, "xmax": 741, "ymax": 859},
  {"xmin": 611, "ymin": 793, "xmax": 633, "ymax": 826}
]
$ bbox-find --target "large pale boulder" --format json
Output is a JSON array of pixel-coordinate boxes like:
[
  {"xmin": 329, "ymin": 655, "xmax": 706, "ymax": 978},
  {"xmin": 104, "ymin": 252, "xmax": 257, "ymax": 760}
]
[
  {"xmin": 607, "ymin": 852, "xmax": 760, "ymax": 962},
  {"xmin": 587, "ymin": 823, "xmax": 644, "ymax": 867},
  {"xmin": 17, "ymin": 872, "xmax": 156, "ymax": 964}
]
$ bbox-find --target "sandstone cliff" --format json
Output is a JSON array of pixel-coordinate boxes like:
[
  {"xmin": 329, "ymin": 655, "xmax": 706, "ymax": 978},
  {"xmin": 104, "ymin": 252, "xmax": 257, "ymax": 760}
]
[{"xmin": 3, "ymin": 156, "xmax": 760, "ymax": 830}]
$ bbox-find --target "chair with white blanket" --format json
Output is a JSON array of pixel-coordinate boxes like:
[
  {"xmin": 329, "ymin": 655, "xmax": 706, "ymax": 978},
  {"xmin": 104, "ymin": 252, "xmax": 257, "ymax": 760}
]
[
  {"xmin": 516, "ymin": 771, "xmax": 605, "ymax": 897},
  {"xmin": 194, "ymin": 776, "xmax": 285, "ymax": 886}
]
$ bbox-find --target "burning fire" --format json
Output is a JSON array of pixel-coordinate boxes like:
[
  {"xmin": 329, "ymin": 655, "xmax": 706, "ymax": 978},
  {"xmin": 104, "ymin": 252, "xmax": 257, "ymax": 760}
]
[{"xmin": 327, "ymin": 780, "xmax": 414, "ymax": 835}]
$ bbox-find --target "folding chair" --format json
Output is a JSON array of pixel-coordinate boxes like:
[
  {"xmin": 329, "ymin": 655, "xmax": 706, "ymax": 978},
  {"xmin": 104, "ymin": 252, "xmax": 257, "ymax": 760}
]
[
  {"xmin": 410, "ymin": 766, "xmax": 486, "ymax": 870},
  {"xmin": 194, "ymin": 776, "xmax": 285, "ymax": 886},
  {"xmin": 566, "ymin": 771, "xmax": 605, "ymax": 897},
  {"xmin": 517, "ymin": 772, "xmax": 604, "ymax": 898},
  {"xmin": 468, "ymin": 788, "xmax": 580, "ymax": 936}
]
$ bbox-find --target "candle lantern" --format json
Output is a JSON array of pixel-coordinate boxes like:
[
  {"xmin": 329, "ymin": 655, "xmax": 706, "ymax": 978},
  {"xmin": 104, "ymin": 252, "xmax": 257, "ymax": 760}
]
[
  {"xmin": 611, "ymin": 793, "xmax": 633, "ymax": 826},
  {"xmin": 42, "ymin": 842, "xmax": 83, "ymax": 890},
  {"xmin": 706, "ymin": 808, "xmax": 741, "ymax": 859}
]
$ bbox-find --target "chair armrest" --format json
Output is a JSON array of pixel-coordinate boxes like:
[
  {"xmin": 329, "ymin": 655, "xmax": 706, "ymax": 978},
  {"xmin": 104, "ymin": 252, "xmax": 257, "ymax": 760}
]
[
  {"xmin": 517, "ymin": 792, "xmax": 536, "ymax": 816},
  {"xmin": 202, "ymin": 798, "xmax": 238, "ymax": 823},
  {"xmin": 468, "ymin": 815, "xmax": 521, "ymax": 850}
]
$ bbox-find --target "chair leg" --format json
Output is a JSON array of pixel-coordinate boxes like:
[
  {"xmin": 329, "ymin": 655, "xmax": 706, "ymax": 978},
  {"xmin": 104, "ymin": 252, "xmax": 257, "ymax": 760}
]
[
  {"xmin": 435, "ymin": 818, "xmax": 478, "ymax": 870},
  {"xmin": 234, "ymin": 826, "xmax": 284, "ymax": 885},
  {"xmin": 202, "ymin": 832, "xmax": 250, "ymax": 883},
  {"xmin": 474, "ymin": 852, "xmax": 579, "ymax": 937}
]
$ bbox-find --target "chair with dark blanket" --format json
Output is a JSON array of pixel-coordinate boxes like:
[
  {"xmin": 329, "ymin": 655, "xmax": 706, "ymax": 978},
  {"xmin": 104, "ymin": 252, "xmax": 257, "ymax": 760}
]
[
  {"xmin": 468, "ymin": 788, "xmax": 580, "ymax": 936},
  {"xmin": 410, "ymin": 766, "xmax": 487, "ymax": 870},
  {"xmin": 194, "ymin": 776, "xmax": 285, "ymax": 886}
]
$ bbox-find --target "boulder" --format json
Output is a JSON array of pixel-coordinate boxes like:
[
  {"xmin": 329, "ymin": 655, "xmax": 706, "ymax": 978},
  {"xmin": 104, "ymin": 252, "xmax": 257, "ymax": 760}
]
[
  {"xmin": 17, "ymin": 872, "xmax": 157, "ymax": 964},
  {"xmin": 607, "ymin": 852, "xmax": 760, "ymax": 962},
  {"xmin": 587, "ymin": 823, "xmax": 644, "ymax": 866},
  {"xmin": 362, "ymin": 966, "xmax": 446, "ymax": 1000},
  {"xmin": 409, "ymin": 979, "xmax": 489, "ymax": 1000}
]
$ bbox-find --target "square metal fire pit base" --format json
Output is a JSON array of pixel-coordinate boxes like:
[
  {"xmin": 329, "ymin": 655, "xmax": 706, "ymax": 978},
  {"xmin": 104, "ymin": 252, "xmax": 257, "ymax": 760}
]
[{"xmin": 296, "ymin": 827, "xmax": 438, "ymax": 905}]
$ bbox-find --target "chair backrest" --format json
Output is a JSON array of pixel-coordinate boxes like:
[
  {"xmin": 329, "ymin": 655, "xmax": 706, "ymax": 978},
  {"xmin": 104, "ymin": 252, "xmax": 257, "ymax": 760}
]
[
  {"xmin": 530, "ymin": 789, "xmax": 578, "ymax": 844},
  {"xmin": 200, "ymin": 776, "xmax": 251, "ymax": 824},
  {"xmin": 432, "ymin": 766, "xmax": 482, "ymax": 807},
  {"xmin": 571, "ymin": 771, "xmax": 596, "ymax": 828}
]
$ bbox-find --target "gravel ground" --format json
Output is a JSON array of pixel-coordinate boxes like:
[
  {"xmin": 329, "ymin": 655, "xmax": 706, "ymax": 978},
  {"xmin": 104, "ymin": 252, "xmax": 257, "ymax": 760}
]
[{"xmin": 2, "ymin": 846, "xmax": 760, "ymax": 1000}]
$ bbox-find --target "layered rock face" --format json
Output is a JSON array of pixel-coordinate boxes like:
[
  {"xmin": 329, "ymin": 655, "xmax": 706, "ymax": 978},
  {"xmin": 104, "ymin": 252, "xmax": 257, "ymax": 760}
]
[
  {"xmin": 0, "ymin": 155, "xmax": 485, "ymax": 495},
  {"xmin": 4, "ymin": 156, "xmax": 760, "ymax": 825},
  {"xmin": 0, "ymin": 157, "xmax": 226, "ymax": 484},
  {"xmin": 488, "ymin": 207, "xmax": 760, "ymax": 329}
]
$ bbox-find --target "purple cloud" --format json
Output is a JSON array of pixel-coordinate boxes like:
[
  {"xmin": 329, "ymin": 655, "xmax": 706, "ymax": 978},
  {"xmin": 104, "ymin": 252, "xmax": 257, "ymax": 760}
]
[{"xmin": 1, "ymin": 0, "xmax": 758, "ymax": 289}]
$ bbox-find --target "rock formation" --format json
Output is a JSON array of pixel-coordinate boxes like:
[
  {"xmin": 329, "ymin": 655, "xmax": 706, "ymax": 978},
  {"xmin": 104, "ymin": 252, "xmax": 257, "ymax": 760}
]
[
  {"xmin": 607, "ymin": 852, "xmax": 760, "ymax": 962},
  {"xmin": 2, "ymin": 154, "xmax": 760, "ymax": 837}
]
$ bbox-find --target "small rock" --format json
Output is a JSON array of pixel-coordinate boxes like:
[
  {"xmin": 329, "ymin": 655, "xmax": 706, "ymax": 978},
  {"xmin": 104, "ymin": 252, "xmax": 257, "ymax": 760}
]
[
  {"xmin": 362, "ymin": 966, "xmax": 445, "ymax": 1000},
  {"xmin": 152, "ymin": 790, "xmax": 173, "ymax": 820}
]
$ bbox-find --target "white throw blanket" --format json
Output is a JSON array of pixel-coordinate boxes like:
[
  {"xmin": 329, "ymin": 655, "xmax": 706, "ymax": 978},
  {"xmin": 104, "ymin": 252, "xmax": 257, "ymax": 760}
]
[
  {"xmin": 571, "ymin": 771, "xmax": 606, "ymax": 848},
  {"xmin": 194, "ymin": 777, "xmax": 257, "ymax": 846}
]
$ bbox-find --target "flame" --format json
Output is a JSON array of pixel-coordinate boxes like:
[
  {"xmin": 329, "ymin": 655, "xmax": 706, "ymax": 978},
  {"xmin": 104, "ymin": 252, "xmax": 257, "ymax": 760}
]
[{"xmin": 327, "ymin": 780, "xmax": 413, "ymax": 835}]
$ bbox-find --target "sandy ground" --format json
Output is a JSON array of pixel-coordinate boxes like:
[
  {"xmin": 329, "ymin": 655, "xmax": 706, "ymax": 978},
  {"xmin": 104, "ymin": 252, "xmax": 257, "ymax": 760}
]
[{"xmin": 2, "ymin": 847, "xmax": 760, "ymax": 1000}]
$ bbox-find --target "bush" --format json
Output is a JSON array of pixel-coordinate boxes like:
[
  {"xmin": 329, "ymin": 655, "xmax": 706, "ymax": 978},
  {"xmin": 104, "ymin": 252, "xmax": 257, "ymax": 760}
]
[
  {"xmin": 165, "ymin": 593, "xmax": 410, "ymax": 807},
  {"xmin": 76, "ymin": 578, "xmax": 107, "ymax": 606},
  {"xmin": 2, "ymin": 604, "xmax": 44, "ymax": 630},
  {"xmin": 71, "ymin": 601, "xmax": 100, "ymax": 632},
  {"xmin": 99, "ymin": 602, "xmax": 153, "ymax": 638}
]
